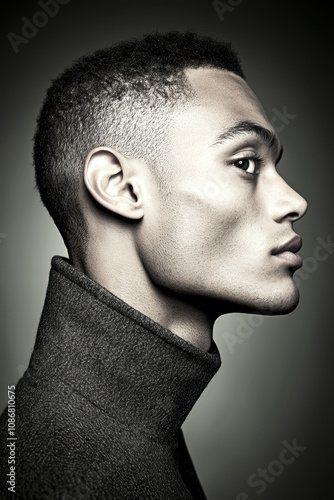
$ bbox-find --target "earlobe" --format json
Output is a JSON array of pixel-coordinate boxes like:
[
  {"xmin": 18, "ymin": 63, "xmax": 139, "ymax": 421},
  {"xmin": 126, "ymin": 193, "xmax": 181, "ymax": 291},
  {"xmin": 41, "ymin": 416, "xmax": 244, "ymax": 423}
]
[{"xmin": 84, "ymin": 147, "xmax": 144, "ymax": 220}]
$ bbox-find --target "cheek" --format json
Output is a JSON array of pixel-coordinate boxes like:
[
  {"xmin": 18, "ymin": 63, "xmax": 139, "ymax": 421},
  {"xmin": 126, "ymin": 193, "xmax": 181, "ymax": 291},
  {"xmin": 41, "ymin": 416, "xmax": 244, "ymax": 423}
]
[
  {"xmin": 139, "ymin": 189, "xmax": 251, "ymax": 291},
  {"xmin": 179, "ymin": 187, "xmax": 254, "ymax": 253}
]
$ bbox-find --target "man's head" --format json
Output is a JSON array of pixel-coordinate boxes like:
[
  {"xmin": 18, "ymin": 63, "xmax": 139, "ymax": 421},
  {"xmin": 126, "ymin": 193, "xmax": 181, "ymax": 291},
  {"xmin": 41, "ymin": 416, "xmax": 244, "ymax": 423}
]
[
  {"xmin": 34, "ymin": 32, "xmax": 244, "ymax": 257},
  {"xmin": 34, "ymin": 31, "xmax": 307, "ymax": 321}
]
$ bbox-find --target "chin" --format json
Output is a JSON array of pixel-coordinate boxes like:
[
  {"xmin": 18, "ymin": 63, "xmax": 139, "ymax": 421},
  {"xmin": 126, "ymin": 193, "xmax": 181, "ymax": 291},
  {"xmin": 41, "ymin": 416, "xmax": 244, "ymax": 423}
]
[
  {"xmin": 208, "ymin": 276, "xmax": 302, "ymax": 318},
  {"xmin": 230, "ymin": 279, "xmax": 301, "ymax": 317},
  {"xmin": 256, "ymin": 281, "xmax": 301, "ymax": 316}
]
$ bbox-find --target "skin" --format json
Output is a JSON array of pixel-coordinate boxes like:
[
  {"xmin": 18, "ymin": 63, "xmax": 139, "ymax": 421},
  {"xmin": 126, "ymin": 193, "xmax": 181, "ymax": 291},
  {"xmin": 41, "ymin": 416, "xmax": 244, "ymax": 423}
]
[{"xmin": 76, "ymin": 67, "xmax": 307, "ymax": 351}]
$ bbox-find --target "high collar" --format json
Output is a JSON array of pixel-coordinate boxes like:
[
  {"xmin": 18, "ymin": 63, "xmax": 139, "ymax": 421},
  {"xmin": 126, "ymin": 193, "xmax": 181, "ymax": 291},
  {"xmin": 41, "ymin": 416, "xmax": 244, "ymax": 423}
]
[{"xmin": 30, "ymin": 256, "xmax": 221, "ymax": 443}]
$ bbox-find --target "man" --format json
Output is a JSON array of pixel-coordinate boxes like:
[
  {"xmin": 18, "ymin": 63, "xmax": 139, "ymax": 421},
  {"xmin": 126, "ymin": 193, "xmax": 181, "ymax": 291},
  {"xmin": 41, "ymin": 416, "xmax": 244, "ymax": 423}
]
[{"xmin": 0, "ymin": 32, "xmax": 307, "ymax": 499}]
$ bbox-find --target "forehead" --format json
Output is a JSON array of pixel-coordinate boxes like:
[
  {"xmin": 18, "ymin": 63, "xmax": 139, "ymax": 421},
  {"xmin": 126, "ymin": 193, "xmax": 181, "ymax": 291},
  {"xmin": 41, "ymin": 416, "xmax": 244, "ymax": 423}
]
[
  {"xmin": 168, "ymin": 68, "xmax": 275, "ymax": 151},
  {"xmin": 185, "ymin": 67, "xmax": 270, "ymax": 125}
]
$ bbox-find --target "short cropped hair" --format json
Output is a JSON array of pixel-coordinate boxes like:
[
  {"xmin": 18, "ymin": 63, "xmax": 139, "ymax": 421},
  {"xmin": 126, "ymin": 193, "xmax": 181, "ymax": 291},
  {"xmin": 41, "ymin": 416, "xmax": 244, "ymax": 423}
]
[{"xmin": 33, "ymin": 31, "xmax": 244, "ymax": 259}]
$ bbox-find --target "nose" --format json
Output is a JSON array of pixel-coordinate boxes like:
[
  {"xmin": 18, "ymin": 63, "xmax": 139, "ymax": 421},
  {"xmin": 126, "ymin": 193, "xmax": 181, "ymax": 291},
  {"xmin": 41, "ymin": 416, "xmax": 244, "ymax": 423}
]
[{"xmin": 270, "ymin": 173, "xmax": 308, "ymax": 224}]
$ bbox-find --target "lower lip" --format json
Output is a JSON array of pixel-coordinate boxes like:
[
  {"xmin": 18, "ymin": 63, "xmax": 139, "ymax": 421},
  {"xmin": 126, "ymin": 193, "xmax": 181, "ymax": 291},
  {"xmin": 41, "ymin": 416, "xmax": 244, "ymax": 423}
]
[{"xmin": 273, "ymin": 251, "xmax": 302, "ymax": 268}]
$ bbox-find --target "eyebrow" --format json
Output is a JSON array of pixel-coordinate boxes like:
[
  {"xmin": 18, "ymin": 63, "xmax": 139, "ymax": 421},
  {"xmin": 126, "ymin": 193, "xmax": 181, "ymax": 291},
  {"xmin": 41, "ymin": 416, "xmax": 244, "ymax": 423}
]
[{"xmin": 211, "ymin": 120, "xmax": 283, "ymax": 162}]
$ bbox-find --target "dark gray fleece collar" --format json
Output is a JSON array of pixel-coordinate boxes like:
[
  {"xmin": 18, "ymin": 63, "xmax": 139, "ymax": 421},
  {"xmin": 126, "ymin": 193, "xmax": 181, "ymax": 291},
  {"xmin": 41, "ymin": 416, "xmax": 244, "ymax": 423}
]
[{"xmin": 29, "ymin": 255, "xmax": 221, "ymax": 443}]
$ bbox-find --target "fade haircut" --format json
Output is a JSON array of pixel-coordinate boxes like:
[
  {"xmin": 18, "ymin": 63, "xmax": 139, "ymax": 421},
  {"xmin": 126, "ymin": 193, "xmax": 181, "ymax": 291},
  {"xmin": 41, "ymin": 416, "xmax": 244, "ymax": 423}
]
[{"xmin": 34, "ymin": 31, "xmax": 244, "ymax": 259}]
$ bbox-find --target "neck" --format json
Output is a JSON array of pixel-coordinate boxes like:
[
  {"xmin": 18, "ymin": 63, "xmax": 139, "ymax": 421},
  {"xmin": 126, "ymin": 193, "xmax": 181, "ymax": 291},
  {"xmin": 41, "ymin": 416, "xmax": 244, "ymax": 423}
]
[{"xmin": 73, "ymin": 241, "xmax": 214, "ymax": 352}]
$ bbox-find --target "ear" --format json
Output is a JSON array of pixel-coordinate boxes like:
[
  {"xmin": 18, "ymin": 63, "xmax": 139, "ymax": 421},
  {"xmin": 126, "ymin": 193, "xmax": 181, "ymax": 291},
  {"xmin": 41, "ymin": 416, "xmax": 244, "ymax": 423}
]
[{"xmin": 84, "ymin": 147, "xmax": 144, "ymax": 220}]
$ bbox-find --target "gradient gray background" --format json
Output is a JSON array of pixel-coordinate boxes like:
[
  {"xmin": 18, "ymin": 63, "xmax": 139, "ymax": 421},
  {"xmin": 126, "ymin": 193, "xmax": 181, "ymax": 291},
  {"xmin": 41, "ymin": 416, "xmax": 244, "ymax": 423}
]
[{"xmin": 1, "ymin": 1, "xmax": 333, "ymax": 498}]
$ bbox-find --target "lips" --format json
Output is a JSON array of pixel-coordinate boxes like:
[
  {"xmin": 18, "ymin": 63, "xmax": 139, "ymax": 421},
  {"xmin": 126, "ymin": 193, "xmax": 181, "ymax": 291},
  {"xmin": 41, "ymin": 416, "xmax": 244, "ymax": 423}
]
[
  {"xmin": 271, "ymin": 235, "xmax": 303, "ymax": 269},
  {"xmin": 272, "ymin": 235, "xmax": 302, "ymax": 256}
]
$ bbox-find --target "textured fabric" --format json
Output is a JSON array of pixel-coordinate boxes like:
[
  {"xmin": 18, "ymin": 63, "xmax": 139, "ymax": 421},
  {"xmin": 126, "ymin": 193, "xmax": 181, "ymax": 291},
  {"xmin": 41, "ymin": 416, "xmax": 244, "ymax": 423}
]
[{"xmin": 0, "ymin": 256, "xmax": 221, "ymax": 499}]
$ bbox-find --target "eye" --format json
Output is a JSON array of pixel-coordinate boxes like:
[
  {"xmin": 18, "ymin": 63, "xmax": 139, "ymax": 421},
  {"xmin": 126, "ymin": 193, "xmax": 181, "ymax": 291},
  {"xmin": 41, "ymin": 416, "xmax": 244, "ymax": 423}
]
[{"xmin": 233, "ymin": 158, "xmax": 258, "ymax": 174}]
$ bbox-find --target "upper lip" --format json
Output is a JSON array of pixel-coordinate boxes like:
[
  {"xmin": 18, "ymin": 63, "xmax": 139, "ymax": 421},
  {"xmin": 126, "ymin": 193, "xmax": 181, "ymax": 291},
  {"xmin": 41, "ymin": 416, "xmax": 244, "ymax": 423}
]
[{"xmin": 271, "ymin": 235, "xmax": 302, "ymax": 255}]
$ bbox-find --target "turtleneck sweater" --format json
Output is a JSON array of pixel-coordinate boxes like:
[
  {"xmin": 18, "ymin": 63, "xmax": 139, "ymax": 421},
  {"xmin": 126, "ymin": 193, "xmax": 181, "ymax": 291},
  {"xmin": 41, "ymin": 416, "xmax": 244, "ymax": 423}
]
[{"xmin": 0, "ymin": 256, "xmax": 221, "ymax": 499}]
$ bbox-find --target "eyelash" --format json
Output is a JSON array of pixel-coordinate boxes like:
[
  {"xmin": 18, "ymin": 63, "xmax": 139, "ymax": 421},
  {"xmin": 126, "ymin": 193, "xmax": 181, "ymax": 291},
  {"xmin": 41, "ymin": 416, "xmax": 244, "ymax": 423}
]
[{"xmin": 228, "ymin": 155, "xmax": 265, "ymax": 177}]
